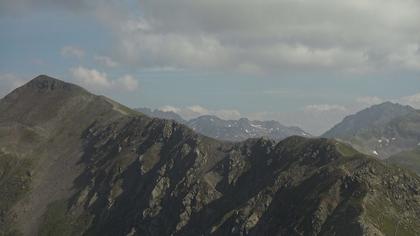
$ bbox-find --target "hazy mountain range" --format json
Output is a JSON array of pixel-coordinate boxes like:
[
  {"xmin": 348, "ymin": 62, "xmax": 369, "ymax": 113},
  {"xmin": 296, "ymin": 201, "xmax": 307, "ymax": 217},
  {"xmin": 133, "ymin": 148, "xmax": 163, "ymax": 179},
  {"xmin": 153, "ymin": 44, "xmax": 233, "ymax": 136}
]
[
  {"xmin": 0, "ymin": 75, "xmax": 419, "ymax": 236},
  {"xmin": 136, "ymin": 108, "xmax": 311, "ymax": 142}
]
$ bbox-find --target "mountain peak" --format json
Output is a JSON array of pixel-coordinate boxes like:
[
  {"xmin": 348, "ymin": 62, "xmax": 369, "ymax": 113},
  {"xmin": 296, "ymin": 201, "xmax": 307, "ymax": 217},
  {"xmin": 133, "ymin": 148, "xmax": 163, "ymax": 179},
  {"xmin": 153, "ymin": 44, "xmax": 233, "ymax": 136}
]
[
  {"xmin": 24, "ymin": 74, "xmax": 84, "ymax": 93},
  {"xmin": 323, "ymin": 100, "xmax": 420, "ymax": 158},
  {"xmin": 324, "ymin": 100, "xmax": 417, "ymax": 138},
  {"xmin": 372, "ymin": 101, "xmax": 414, "ymax": 110}
]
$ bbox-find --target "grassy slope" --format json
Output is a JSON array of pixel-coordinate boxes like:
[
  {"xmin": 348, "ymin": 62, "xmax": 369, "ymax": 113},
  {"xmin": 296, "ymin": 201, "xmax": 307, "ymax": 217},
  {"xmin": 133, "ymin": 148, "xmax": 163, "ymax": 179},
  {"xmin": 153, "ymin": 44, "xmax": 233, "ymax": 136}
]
[
  {"xmin": 387, "ymin": 148, "xmax": 420, "ymax": 175},
  {"xmin": 0, "ymin": 151, "xmax": 32, "ymax": 236}
]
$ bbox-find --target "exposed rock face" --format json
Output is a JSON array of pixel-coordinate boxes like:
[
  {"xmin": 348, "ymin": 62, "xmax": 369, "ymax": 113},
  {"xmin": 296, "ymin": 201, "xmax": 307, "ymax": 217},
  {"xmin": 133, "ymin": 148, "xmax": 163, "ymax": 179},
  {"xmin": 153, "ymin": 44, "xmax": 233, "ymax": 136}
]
[{"xmin": 1, "ymin": 76, "xmax": 420, "ymax": 236}]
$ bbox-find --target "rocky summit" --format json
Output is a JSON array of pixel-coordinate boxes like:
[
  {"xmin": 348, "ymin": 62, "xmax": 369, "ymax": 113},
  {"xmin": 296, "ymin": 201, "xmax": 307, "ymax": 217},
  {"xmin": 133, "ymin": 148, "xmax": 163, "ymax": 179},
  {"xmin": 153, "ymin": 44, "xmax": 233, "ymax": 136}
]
[
  {"xmin": 1, "ymin": 75, "xmax": 420, "ymax": 236},
  {"xmin": 323, "ymin": 102, "xmax": 420, "ymax": 159}
]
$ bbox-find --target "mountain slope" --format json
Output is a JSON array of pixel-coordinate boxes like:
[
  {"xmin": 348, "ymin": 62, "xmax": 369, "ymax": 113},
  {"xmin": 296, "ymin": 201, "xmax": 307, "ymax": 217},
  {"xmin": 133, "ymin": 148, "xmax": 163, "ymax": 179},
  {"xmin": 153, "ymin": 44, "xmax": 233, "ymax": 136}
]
[
  {"xmin": 0, "ymin": 75, "xmax": 138, "ymax": 235},
  {"xmin": 1, "ymin": 75, "xmax": 420, "ymax": 236},
  {"xmin": 323, "ymin": 102, "xmax": 420, "ymax": 158},
  {"xmin": 387, "ymin": 147, "xmax": 420, "ymax": 175}
]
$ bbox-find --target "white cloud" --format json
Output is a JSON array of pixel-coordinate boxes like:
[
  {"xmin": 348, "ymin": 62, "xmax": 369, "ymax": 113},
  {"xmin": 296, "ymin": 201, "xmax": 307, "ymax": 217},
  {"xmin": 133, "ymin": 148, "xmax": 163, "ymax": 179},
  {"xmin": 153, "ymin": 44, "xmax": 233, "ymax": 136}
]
[
  {"xmin": 186, "ymin": 105, "xmax": 209, "ymax": 115},
  {"xmin": 69, "ymin": 66, "xmax": 139, "ymax": 92},
  {"xmin": 0, "ymin": 0, "xmax": 88, "ymax": 15},
  {"xmin": 387, "ymin": 44, "xmax": 420, "ymax": 71},
  {"xmin": 398, "ymin": 93, "xmax": 420, "ymax": 108},
  {"xmin": 61, "ymin": 46, "xmax": 85, "ymax": 59},
  {"xmin": 115, "ymin": 75, "xmax": 138, "ymax": 91},
  {"xmin": 355, "ymin": 96, "xmax": 384, "ymax": 106},
  {"xmin": 89, "ymin": 0, "xmax": 420, "ymax": 75},
  {"xmin": 304, "ymin": 104, "xmax": 347, "ymax": 113},
  {"xmin": 5, "ymin": 0, "xmax": 420, "ymax": 75},
  {"xmin": 213, "ymin": 109, "xmax": 242, "ymax": 120},
  {"xmin": 160, "ymin": 105, "xmax": 180, "ymax": 113},
  {"xmin": 70, "ymin": 66, "xmax": 110, "ymax": 88},
  {"xmin": 159, "ymin": 105, "xmax": 241, "ymax": 120},
  {"xmin": 0, "ymin": 73, "xmax": 28, "ymax": 97},
  {"xmin": 94, "ymin": 55, "xmax": 119, "ymax": 68}
]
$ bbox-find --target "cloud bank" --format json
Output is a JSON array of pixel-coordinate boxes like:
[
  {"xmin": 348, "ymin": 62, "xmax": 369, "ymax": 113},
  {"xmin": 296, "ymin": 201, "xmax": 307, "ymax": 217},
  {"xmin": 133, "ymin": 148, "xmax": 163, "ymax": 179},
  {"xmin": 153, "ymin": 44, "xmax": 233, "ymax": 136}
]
[
  {"xmin": 160, "ymin": 105, "xmax": 241, "ymax": 120},
  {"xmin": 85, "ymin": 0, "xmax": 420, "ymax": 75},
  {"xmin": 0, "ymin": 74, "xmax": 27, "ymax": 97},
  {"xmin": 61, "ymin": 46, "xmax": 85, "ymax": 59},
  {"xmin": 69, "ymin": 66, "xmax": 139, "ymax": 92}
]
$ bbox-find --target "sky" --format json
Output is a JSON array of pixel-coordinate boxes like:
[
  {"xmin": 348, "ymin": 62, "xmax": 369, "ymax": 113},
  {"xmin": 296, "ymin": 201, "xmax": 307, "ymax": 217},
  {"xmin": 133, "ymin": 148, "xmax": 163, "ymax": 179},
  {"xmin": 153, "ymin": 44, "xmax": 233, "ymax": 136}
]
[{"xmin": 1, "ymin": 0, "xmax": 420, "ymax": 135}]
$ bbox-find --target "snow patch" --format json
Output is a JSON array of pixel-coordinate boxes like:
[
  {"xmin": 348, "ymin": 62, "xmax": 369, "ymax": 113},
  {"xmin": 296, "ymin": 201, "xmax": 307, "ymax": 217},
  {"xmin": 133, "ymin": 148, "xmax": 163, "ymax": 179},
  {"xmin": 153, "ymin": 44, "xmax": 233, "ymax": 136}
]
[
  {"xmin": 250, "ymin": 124, "xmax": 263, "ymax": 129},
  {"xmin": 372, "ymin": 150, "xmax": 378, "ymax": 155}
]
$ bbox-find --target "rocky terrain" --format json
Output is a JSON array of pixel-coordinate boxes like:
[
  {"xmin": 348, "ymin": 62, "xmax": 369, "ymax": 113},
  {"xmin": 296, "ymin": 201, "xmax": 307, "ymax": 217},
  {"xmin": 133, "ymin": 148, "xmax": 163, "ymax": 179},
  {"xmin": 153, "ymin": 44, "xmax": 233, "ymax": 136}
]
[
  {"xmin": 323, "ymin": 102, "xmax": 420, "ymax": 158},
  {"xmin": 137, "ymin": 108, "xmax": 311, "ymax": 142},
  {"xmin": 1, "ymin": 75, "xmax": 420, "ymax": 236}
]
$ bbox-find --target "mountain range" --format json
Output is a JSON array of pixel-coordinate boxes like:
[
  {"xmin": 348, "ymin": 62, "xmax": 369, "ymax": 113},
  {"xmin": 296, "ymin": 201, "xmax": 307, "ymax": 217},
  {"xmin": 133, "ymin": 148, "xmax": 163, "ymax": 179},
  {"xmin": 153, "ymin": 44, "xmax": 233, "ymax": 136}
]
[
  {"xmin": 323, "ymin": 102, "xmax": 420, "ymax": 159},
  {"xmin": 0, "ymin": 75, "xmax": 419, "ymax": 235},
  {"xmin": 136, "ymin": 108, "xmax": 311, "ymax": 142}
]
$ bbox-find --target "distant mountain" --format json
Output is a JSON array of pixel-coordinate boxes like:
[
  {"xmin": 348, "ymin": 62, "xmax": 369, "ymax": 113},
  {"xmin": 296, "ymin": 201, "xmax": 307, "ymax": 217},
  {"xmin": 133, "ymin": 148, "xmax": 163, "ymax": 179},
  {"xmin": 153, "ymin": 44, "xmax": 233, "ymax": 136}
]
[
  {"xmin": 187, "ymin": 115, "xmax": 311, "ymax": 141},
  {"xmin": 136, "ymin": 107, "xmax": 185, "ymax": 123},
  {"xmin": 323, "ymin": 102, "xmax": 420, "ymax": 158},
  {"xmin": 135, "ymin": 109, "xmax": 311, "ymax": 141},
  {"xmin": 2, "ymin": 75, "xmax": 420, "ymax": 235},
  {"xmin": 388, "ymin": 147, "xmax": 420, "ymax": 175}
]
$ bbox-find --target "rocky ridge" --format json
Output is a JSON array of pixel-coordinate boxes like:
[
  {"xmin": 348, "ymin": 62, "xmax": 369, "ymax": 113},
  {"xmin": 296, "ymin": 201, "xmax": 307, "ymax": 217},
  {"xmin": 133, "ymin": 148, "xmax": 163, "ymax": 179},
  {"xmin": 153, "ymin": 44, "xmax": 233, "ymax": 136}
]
[{"xmin": 0, "ymin": 75, "xmax": 419, "ymax": 236}]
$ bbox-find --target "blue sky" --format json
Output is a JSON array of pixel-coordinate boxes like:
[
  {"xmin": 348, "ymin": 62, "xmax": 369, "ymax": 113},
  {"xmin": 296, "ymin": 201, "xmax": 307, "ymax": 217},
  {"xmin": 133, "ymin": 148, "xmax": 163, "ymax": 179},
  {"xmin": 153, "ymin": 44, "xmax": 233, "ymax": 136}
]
[{"xmin": 1, "ymin": 0, "xmax": 420, "ymax": 135}]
